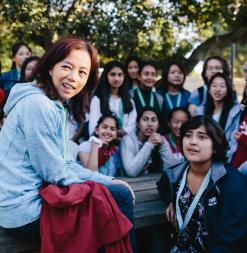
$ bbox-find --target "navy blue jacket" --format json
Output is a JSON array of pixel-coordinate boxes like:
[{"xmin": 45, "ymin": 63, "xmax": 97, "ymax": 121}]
[
  {"xmin": 0, "ymin": 68, "xmax": 19, "ymax": 96},
  {"xmin": 157, "ymin": 161, "xmax": 247, "ymax": 253}
]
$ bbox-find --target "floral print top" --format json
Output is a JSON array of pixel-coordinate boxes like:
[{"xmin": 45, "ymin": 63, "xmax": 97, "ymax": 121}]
[{"xmin": 175, "ymin": 183, "xmax": 209, "ymax": 253}]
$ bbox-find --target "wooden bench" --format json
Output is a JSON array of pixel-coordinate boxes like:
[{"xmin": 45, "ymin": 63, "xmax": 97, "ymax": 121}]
[
  {"xmin": 121, "ymin": 173, "xmax": 166, "ymax": 229},
  {"xmin": 0, "ymin": 173, "xmax": 166, "ymax": 252}
]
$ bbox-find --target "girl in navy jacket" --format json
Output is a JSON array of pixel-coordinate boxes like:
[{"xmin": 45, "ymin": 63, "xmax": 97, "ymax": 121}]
[{"xmin": 157, "ymin": 116, "xmax": 247, "ymax": 253}]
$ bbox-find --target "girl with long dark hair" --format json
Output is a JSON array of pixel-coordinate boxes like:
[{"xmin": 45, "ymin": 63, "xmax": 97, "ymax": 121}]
[
  {"xmin": 195, "ymin": 72, "xmax": 241, "ymax": 163},
  {"xmin": 19, "ymin": 56, "xmax": 40, "ymax": 82},
  {"xmin": 158, "ymin": 61, "xmax": 190, "ymax": 114},
  {"xmin": 188, "ymin": 56, "xmax": 230, "ymax": 116},
  {"xmin": 125, "ymin": 55, "xmax": 142, "ymax": 92},
  {"xmin": 89, "ymin": 60, "xmax": 137, "ymax": 137},
  {"xmin": 164, "ymin": 107, "xmax": 190, "ymax": 164},
  {"xmin": 120, "ymin": 107, "xmax": 177, "ymax": 177},
  {"xmin": 0, "ymin": 42, "xmax": 32, "ymax": 96},
  {"xmin": 158, "ymin": 116, "xmax": 247, "ymax": 253},
  {"xmin": 79, "ymin": 114, "xmax": 122, "ymax": 176}
]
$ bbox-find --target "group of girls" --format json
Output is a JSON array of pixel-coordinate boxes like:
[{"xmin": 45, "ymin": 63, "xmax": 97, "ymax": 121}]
[
  {"xmin": 1, "ymin": 42, "xmax": 246, "ymax": 174},
  {"xmin": 77, "ymin": 54, "xmax": 247, "ymax": 253},
  {"xmin": 0, "ymin": 38, "xmax": 247, "ymax": 253},
  {"xmin": 75, "ymin": 58, "xmax": 194, "ymax": 178},
  {"xmin": 192, "ymin": 56, "xmax": 246, "ymax": 169},
  {"xmin": 78, "ymin": 55, "xmax": 245, "ymax": 179},
  {"xmin": 0, "ymin": 42, "xmax": 40, "ymax": 130},
  {"xmin": 158, "ymin": 56, "xmax": 247, "ymax": 253},
  {"xmin": 1, "ymin": 44, "xmax": 246, "ymax": 177}
]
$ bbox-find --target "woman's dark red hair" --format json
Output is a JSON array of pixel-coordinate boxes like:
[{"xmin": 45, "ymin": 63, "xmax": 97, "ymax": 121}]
[{"xmin": 32, "ymin": 36, "xmax": 99, "ymax": 123}]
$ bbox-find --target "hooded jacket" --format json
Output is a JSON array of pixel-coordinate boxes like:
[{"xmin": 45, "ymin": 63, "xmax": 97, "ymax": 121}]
[
  {"xmin": 195, "ymin": 102, "xmax": 241, "ymax": 163},
  {"xmin": 157, "ymin": 161, "xmax": 247, "ymax": 253},
  {"xmin": 0, "ymin": 82, "xmax": 112, "ymax": 228}
]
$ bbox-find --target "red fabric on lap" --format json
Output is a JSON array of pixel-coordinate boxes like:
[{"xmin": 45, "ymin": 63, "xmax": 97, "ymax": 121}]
[{"xmin": 39, "ymin": 181, "xmax": 132, "ymax": 253}]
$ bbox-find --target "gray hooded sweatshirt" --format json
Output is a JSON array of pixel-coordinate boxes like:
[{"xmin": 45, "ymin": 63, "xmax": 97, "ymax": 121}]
[
  {"xmin": 120, "ymin": 132, "xmax": 179, "ymax": 177},
  {"xmin": 0, "ymin": 82, "xmax": 112, "ymax": 228}
]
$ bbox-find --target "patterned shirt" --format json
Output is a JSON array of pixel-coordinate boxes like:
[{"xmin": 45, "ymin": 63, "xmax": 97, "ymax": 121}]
[{"xmin": 175, "ymin": 183, "xmax": 209, "ymax": 253}]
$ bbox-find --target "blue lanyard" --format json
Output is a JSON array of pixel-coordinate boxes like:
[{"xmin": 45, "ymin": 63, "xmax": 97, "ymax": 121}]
[
  {"xmin": 176, "ymin": 166, "xmax": 211, "ymax": 232},
  {"xmin": 165, "ymin": 92, "xmax": 182, "ymax": 110},
  {"xmin": 137, "ymin": 87, "xmax": 154, "ymax": 107},
  {"xmin": 118, "ymin": 98, "xmax": 124, "ymax": 128},
  {"xmin": 111, "ymin": 96, "xmax": 124, "ymax": 128},
  {"xmin": 203, "ymin": 85, "xmax": 207, "ymax": 96}
]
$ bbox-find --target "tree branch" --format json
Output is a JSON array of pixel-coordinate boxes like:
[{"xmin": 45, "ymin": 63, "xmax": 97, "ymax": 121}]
[{"xmin": 185, "ymin": 24, "xmax": 247, "ymax": 73}]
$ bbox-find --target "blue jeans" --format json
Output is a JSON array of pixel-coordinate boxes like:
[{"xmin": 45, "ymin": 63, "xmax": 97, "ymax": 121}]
[
  {"xmin": 4, "ymin": 184, "xmax": 137, "ymax": 252},
  {"xmin": 106, "ymin": 184, "xmax": 137, "ymax": 252}
]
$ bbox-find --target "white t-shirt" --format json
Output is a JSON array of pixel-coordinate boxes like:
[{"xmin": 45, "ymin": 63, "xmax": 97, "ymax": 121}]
[
  {"xmin": 78, "ymin": 140, "xmax": 122, "ymax": 177},
  {"xmin": 88, "ymin": 95, "xmax": 137, "ymax": 135}
]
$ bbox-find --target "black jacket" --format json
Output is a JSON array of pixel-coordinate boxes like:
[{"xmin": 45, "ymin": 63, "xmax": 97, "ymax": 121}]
[{"xmin": 157, "ymin": 161, "xmax": 247, "ymax": 253}]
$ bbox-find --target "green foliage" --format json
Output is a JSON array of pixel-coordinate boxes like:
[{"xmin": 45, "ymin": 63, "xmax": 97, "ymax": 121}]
[{"xmin": 0, "ymin": 0, "xmax": 246, "ymax": 72}]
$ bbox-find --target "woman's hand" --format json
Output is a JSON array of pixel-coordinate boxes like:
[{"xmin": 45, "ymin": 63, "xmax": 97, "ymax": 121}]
[
  {"xmin": 166, "ymin": 202, "xmax": 178, "ymax": 230},
  {"xmin": 148, "ymin": 133, "xmax": 164, "ymax": 146},
  {"xmin": 111, "ymin": 179, "xmax": 135, "ymax": 203}
]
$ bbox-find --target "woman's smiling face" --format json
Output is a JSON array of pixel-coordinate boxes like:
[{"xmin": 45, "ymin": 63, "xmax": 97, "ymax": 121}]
[
  {"xmin": 50, "ymin": 49, "xmax": 91, "ymax": 102},
  {"xmin": 139, "ymin": 65, "xmax": 157, "ymax": 89},
  {"xmin": 168, "ymin": 110, "xmax": 189, "ymax": 139}
]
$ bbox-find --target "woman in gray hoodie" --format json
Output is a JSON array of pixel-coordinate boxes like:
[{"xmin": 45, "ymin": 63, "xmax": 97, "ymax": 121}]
[{"xmin": 0, "ymin": 37, "xmax": 136, "ymax": 250}]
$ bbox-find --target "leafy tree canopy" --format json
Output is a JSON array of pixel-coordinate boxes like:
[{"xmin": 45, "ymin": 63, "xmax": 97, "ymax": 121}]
[{"xmin": 0, "ymin": 0, "xmax": 246, "ymax": 73}]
